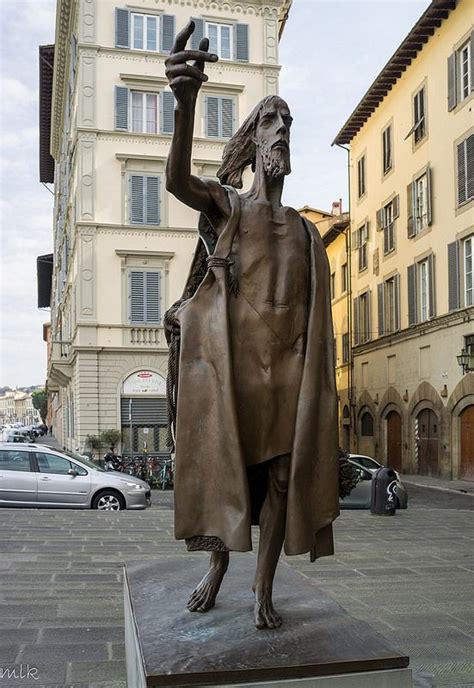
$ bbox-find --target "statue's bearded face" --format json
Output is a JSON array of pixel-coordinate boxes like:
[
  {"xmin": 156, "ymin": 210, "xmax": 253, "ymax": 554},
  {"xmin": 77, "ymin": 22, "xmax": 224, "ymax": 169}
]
[{"xmin": 254, "ymin": 98, "xmax": 292, "ymax": 179}]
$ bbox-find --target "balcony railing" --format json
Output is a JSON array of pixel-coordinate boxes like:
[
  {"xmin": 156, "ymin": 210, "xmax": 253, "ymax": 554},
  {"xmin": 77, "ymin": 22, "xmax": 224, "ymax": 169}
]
[{"xmin": 129, "ymin": 326, "xmax": 163, "ymax": 346}]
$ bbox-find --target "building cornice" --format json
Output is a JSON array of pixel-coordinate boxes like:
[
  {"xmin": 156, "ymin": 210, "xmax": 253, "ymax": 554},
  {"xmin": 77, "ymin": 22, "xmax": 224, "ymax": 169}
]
[
  {"xmin": 51, "ymin": 0, "xmax": 77, "ymax": 159},
  {"xmin": 354, "ymin": 306, "xmax": 473, "ymax": 356}
]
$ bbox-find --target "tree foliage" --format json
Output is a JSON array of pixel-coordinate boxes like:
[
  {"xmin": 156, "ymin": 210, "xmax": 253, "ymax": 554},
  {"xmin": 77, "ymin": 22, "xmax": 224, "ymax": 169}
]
[
  {"xmin": 100, "ymin": 429, "xmax": 122, "ymax": 452},
  {"xmin": 31, "ymin": 389, "xmax": 48, "ymax": 423},
  {"xmin": 85, "ymin": 434, "xmax": 101, "ymax": 457}
]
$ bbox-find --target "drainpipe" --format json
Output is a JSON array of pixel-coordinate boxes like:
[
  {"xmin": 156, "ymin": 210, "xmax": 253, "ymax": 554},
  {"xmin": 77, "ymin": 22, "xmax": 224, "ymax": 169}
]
[{"xmin": 334, "ymin": 141, "xmax": 353, "ymax": 449}]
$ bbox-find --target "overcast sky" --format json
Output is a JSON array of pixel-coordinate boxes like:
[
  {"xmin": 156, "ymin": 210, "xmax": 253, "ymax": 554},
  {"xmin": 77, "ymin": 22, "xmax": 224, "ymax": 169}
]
[{"xmin": 0, "ymin": 0, "xmax": 430, "ymax": 388}]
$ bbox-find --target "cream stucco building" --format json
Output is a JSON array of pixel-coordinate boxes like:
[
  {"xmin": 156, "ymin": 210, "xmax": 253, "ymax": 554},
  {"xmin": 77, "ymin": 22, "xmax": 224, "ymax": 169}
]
[
  {"xmin": 334, "ymin": 0, "xmax": 474, "ymax": 479},
  {"xmin": 39, "ymin": 0, "xmax": 289, "ymax": 456}
]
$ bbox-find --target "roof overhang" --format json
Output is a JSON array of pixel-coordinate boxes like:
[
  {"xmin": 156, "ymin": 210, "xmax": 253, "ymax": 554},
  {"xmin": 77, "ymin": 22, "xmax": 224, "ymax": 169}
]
[
  {"xmin": 39, "ymin": 45, "xmax": 55, "ymax": 183},
  {"xmin": 333, "ymin": 0, "xmax": 457, "ymax": 146}
]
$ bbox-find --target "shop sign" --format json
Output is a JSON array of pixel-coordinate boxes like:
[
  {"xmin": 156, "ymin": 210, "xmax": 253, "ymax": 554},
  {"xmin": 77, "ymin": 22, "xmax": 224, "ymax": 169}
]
[{"xmin": 122, "ymin": 371, "xmax": 166, "ymax": 395}]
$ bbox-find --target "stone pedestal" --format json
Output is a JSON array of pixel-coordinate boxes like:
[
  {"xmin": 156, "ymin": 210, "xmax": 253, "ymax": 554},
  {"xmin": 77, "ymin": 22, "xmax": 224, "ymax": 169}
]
[{"xmin": 124, "ymin": 555, "xmax": 411, "ymax": 687}]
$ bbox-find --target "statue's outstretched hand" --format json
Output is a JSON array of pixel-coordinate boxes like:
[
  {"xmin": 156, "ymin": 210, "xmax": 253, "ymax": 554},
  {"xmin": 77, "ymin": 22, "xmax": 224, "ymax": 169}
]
[{"xmin": 165, "ymin": 21, "xmax": 218, "ymax": 106}]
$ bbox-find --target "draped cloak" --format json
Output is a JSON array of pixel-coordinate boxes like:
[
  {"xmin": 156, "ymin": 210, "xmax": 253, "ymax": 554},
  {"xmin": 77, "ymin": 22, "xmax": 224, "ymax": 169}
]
[{"xmin": 170, "ymin": 188, "xmax": 339, "ymax": 560}]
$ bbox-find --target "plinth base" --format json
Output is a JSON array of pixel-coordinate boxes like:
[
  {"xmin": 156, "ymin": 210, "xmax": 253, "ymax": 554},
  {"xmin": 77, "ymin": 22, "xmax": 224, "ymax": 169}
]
[{"xmin": 124, "ymin": 555, "xmax": 411, "ymax": 688}]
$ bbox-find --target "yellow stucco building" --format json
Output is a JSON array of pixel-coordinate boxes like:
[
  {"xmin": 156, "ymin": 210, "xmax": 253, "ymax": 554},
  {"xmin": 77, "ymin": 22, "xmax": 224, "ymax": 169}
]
[
  {"xmin": 299, "ymin": 207, "xmax": 351, "ymax": 449},
  {"xmin": 334, "ymin": 0, "xmax": 473, "ymax": 479}
]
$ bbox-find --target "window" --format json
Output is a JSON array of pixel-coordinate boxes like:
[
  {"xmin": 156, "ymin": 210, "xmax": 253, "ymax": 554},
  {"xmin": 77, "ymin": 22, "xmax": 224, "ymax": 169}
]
[
  {"xmin": 353, "ymin": 223, "xmax": 368, "ymax": 272},
  {"xmin": 408, "ymin": 256, "xmax": 434, "ymax": 325},
  {"xmin": 464, "ymin": 236, "xmax": 473, "ymax": 307},
  {"xmin": 115, "ymin": 9, "xmax": 175, "ymax": 53},
  {"xmin": 383, "ymin": 202, "xmax": 394, "ymax": 254},
  {"xmin": 131, "ymin": 92, "xmax": 158, "ymax": 133},
  {"xmin": 407, "ymin": 168, "xmax": 432, "ymax": 238},
  {"xmin": 36, "ymin": 453, "xmax": 87, "ymax": 475},
  {"xmin": 378, "ymin": 275, "xmax": 400, "ymax": 336},
  {"xmin": 357, "ymin": 155, "xmax": 366, "ymax": 198},
  {"xmin": 128, "ymin": 174, "xmax": 161, "ymax": 225},
  {"xmin": 361, "ymin": 412, "xmax": 374, "ymax": 436},
  {"xmin": 342, "ymin": 333, "xmax": 349, "ymax": 364},
  {"xmin": 204, "ymin": 95, "xmax": 236, "ymax": 138},
  {"xmin": 382, "ymin": 124, "xmax": 392, "ymax": 174},
  {"xmin": 115, "ymin": 87, "xmax": 174, "ymax": 135},
  {"xmin": 129, "ymin": 270, "xmax": 162, "ymax": 325},
  {"xmin": 0, "ymin": 450, "xmax": 31, "ymax": 472},
  {"xmin": 330, "ymin": 272, "xmax": 335, "ymax": 300},
  {"xmin": 456, "ymin": 134, "xmax": 474, "ymax": 206},
  {"xmin": 341, "ymin": 263, "xmax": 348, "ymax": 293},
  {"xmin": 448, "ymin": 37, "xmax": 473, "ymax": 110},
  {"xmin": 189, "ymin": 18, "xmax": 248, "ymax": 61},
  {"xmin": 354, "ymin": 290, "xmax": 371, "ymax": 345},
  {"xmin": 413, "ymin": 87, "xmax": 426, "ymax": 143},
  {"xmin": 206, "ymin": 22, "xmax": 233, "ymax": 60}
]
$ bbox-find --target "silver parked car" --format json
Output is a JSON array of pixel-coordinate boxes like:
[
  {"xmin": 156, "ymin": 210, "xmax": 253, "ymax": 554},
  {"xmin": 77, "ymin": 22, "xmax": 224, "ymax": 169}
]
[
  {"xmin": 340, "ymin": 458, "xmax": 408, "ymax": 510},
  {"xmin": 0, "ymin": 443, "xmax": 151, "ymax": 511}
]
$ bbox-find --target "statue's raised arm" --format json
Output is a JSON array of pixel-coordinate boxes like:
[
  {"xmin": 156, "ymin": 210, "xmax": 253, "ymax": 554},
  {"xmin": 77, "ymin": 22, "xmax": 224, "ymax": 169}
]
[{"xmin": 165, "ymin": 21, "xmax": 230, "ymax": 221}]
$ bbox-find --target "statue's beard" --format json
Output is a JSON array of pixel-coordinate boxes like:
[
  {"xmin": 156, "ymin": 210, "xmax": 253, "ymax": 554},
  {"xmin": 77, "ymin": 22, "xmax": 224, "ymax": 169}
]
[{"xmin": 258, "ymin": 141, "xmax": 291, "ymax": 179}]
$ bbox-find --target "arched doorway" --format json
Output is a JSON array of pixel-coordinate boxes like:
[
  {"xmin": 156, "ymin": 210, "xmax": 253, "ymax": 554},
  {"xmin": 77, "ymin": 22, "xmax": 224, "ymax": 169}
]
[
  {"xmin": 416, "ymin": 408, "xmax": 439, "ymax": 476},
  {"xmin": 460, "ymin": 405, "xmax": 474, "ymax": 480},
  {"xmin": 342, "ymin": 404, "xmax": 350, "ymax": 450},
  {"xmin": 386, "ymin": 411, "xmax": 402, "ymax": 472}
]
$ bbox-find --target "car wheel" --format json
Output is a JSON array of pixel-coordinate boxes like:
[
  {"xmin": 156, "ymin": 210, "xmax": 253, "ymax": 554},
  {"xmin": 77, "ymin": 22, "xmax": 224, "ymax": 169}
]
[{"xmin": 92, "ymin": 491, "xmax": 125, "ymax": 511}]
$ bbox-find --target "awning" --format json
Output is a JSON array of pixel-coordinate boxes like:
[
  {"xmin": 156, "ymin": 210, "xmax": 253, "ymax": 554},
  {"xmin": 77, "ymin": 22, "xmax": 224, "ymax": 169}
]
[{"xmin": 37, "ymin": 253, "xmax": 53, "ymax": 308}]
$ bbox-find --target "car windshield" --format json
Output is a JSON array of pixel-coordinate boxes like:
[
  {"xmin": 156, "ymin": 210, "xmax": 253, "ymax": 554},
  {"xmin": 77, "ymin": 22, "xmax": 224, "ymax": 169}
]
[{"xmin": 54, "ymin": 447, "xmax": 105, "ymax": 472}]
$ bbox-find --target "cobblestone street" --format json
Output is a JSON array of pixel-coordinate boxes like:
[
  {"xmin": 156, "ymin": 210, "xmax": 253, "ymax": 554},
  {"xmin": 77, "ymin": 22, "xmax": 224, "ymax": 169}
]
[{"xmin": 0, "ymin": 487, "xmax": 472, "ymax": 687}]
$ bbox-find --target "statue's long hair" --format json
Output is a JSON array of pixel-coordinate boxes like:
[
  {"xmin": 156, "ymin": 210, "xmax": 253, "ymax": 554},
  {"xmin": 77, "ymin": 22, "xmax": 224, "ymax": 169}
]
[{"xmin": 217, "ymin": 95, "xmax": 287, "ymax": 189}]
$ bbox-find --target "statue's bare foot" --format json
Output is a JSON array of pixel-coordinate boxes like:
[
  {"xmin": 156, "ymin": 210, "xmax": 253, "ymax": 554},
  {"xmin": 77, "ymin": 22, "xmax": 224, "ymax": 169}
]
[
  {"xmin": 187, "ymin": 566, "xmax": 227, "ymax": 613},
  {"xmin": 254, "ymin": 588, "xmax": 282, "ymax": 629}
]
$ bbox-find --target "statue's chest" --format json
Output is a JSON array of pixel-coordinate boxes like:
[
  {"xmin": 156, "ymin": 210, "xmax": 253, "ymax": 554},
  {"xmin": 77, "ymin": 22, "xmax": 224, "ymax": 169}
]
[{"xmin": 235, "ymin": 203, "xmax": 308, "ymax": 277}]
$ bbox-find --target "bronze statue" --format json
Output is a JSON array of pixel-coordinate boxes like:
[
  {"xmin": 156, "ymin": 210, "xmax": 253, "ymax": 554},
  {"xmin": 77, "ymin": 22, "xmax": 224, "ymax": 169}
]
[{"xmin": 164, "ymin": 21, "xmax": 339, "ymax": 630}]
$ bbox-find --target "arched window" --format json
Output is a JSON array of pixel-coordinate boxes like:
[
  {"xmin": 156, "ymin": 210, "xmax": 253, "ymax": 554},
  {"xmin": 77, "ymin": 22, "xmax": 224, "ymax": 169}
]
[
  {"xmin": 361, "ymin": 411, "xmax": 374, "ymax": 436},
  {"xmin": 343, "ymin": 405, "xmax": 350, "ymax": 419}
]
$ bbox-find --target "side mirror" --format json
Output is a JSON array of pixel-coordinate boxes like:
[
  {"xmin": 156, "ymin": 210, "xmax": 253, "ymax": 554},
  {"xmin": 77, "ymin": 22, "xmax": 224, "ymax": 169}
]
[{"xmin": 68, "ymin": 468, "xmax": 78, "ymax": 477}]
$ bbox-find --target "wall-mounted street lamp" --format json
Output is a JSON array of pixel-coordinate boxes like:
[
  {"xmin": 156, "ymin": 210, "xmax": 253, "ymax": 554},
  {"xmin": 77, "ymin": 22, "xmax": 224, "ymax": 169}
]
[{"xmin": 457, "ymin": 348, "xmax": 474, "ymax": 374}]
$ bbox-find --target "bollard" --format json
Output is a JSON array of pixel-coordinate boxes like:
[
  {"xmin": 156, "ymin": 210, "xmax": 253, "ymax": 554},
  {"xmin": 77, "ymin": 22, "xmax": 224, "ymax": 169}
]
[{"xmin": 370, "ymin": 467, "xmax": 398, "ymax": 516}]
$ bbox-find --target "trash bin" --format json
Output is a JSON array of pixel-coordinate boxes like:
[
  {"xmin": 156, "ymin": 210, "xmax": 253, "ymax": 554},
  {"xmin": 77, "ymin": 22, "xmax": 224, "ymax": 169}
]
[{"xmin": 371, "ymin": 467, "xmax": 398, "ymax": 516}]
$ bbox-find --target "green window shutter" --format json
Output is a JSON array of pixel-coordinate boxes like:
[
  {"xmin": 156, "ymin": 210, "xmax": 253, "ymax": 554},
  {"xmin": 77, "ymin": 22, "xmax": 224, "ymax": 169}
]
[
  {"xmin": 146, "ymin": 176, "xmax": 160, "ymax": 225},
  {"xmin": 206, "ymin": 95, "xmax": 219, "ymax": 137},
  {"xmin": 407, "ymin": 181, "xmax": 415, "ymax": 238},
  {"xmin": 353, "ymin": 297, "xmax": 360, "ymax": 346},
  {"xmin": 471, "ymin": 31, "xmax": 474, "ymax": 93},
  {"xmin": 376, "ymin": 208, "xmax": 383, "ymax": 231},
  {"xmin": 377, "ymin": 283, "xmax": 384, "ymax": 337},
  {"xmin": 428, "ymin": 254, "xmax": 435, "ymax": 318},
  {"xmin": 160, "ymin": 91, "xmax": 175, "ymax": 134},
  {"xmin": 191, "ymin": 17, "xmax": 204, "ymax": 49},
  {"xmin": 392, "ymin": 194, "xmax": 400, "ymax": 219},
  {"xmin": 426, "ymin": 166, "xmax": 433, "ymax": 225},
  {"xmin": 447, "ymin": 52, "xmax": 457, "ymax": 111},
  {"xmin": 447, "ymin": 241, "xmax": 460, "ymax": 311},
  {"xmin": 221, "ymin": 97, "xmax": 234, "ymax": 138},
  {"xmin": 234, "ymin": 23, "xmax": 249, "ymax": 61},
  {"xmin": 407, "ymin": 264, "xmax": 417, "ymax": 325},
  {"xmin": 115, "ymin": 8, "xmax": 130, "ymax": 49},
  {"xmin": 161, "ymin": 15, "xmax": 175, "ymax": 53},
  {"xmin": 130, "ymin": 271, "xmax": 145, "ymax": 322},
  {"xmin": 130, "ymin": 175, "xmax": 144, "ymax": 224},
  {"xmin": 467, "ymin": 135, "xmax": 474, "ymax": 201},
  {"xmin": 145, "ymin": 272, "xmax": 161, "ymax": 323},
  {"xmin": 394, "ymin": 274, "xmax": 400, "ymax": 331},
  {"xmin": 115, "ymin": 86, "xmax": 129, "ymax": 131},
  {"xmin": 457, "ymin": 140, "xmax": 466, "ymax": 205}
]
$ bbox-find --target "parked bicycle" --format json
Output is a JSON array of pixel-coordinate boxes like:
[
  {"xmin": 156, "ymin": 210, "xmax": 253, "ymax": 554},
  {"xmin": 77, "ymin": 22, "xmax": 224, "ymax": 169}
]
[{"xmin": 157, "ymin": 457, "xmax": 174, "ymax": 490}]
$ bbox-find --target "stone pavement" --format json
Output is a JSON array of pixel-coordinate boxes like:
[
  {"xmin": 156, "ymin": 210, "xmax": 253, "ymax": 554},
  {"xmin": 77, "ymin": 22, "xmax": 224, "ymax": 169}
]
[
  {"xmin": 0, "ymin": 487, "xmax": 472, "ymax": 688},
  {"xmin": 402, "ymin": 473, "xmax": 474, "ymax": 496}
]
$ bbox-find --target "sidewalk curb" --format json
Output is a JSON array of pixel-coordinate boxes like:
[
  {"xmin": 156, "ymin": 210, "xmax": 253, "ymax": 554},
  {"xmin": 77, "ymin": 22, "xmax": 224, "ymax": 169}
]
[{"xmin": 403, "ymin": 479, "xmax": 474, "ymax": 497}]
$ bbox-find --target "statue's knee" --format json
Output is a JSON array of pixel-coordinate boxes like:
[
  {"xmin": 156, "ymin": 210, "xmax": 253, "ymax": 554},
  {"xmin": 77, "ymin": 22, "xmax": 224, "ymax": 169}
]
[{"xmin": 270, "ymin": 456, "xmax": 290, "ymax": 493}]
